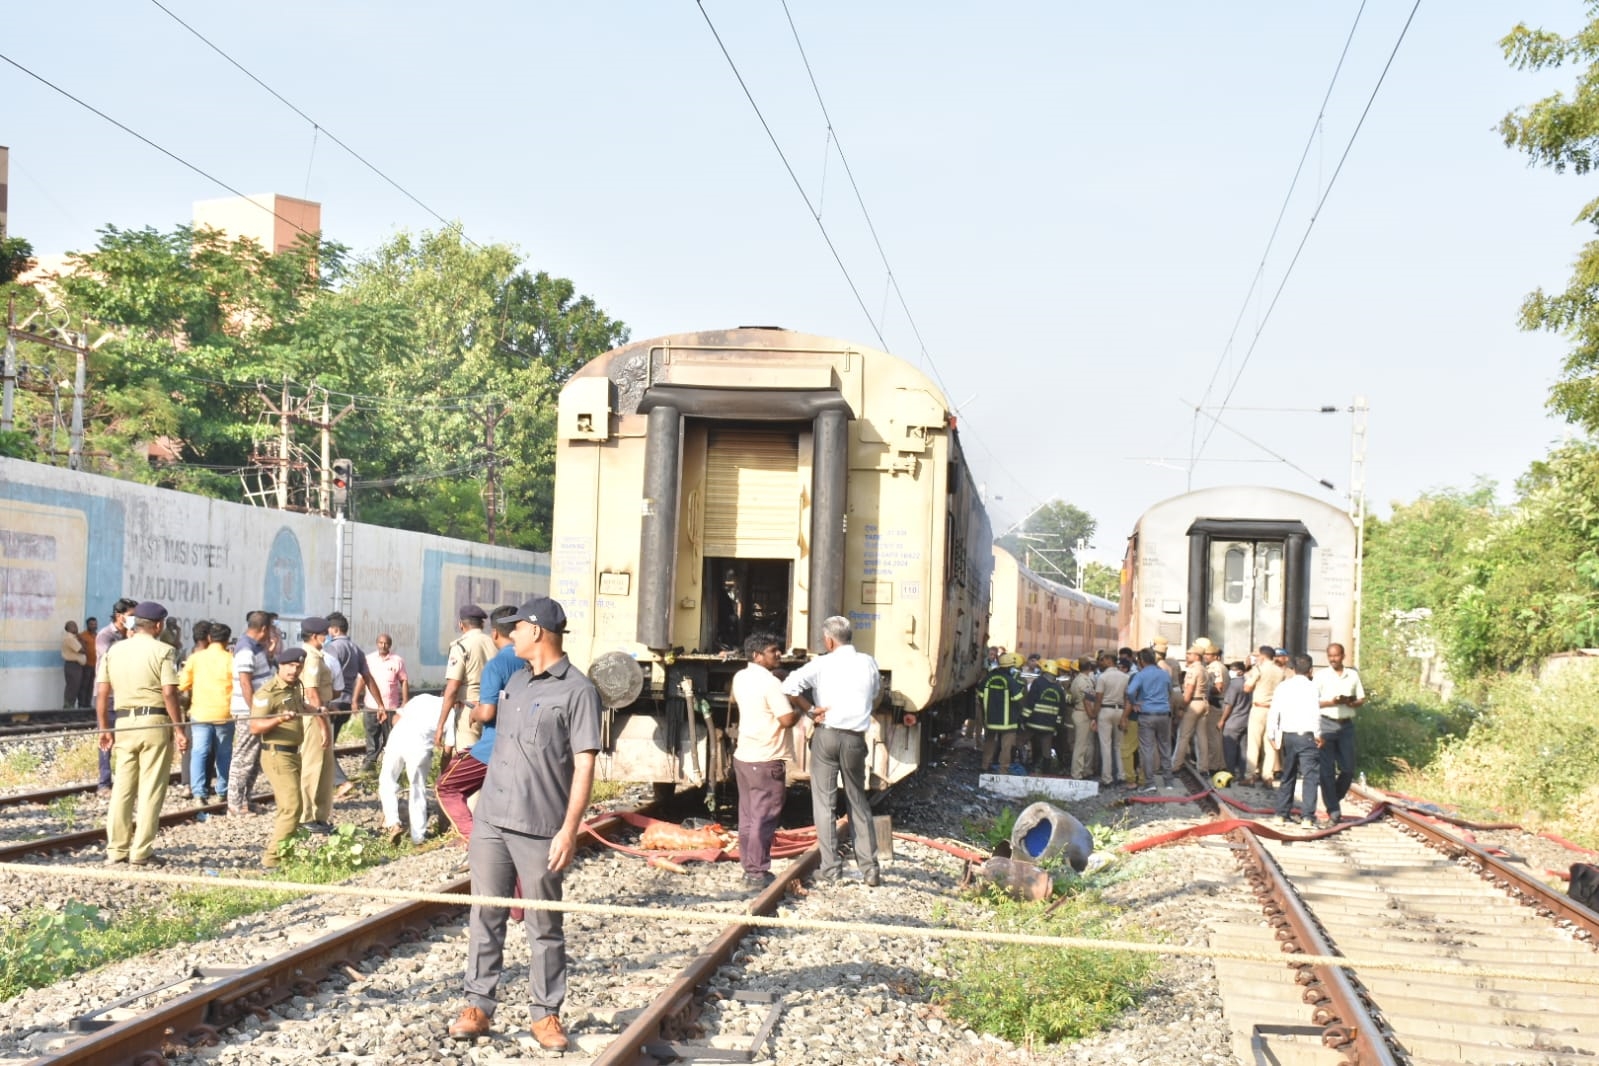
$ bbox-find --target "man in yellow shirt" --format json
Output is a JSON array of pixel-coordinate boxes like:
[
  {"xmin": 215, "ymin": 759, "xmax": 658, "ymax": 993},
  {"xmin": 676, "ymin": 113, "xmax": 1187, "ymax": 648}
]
[{"xmin": 180, "ymin": 621, "xmax": 238, "ymax": 804}]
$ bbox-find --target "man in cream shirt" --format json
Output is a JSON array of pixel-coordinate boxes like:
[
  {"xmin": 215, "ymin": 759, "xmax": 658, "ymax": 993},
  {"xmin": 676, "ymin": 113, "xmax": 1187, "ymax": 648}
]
[{"xmin": 731, "ymin": 631, "xmax": 798, "ymax": 889}]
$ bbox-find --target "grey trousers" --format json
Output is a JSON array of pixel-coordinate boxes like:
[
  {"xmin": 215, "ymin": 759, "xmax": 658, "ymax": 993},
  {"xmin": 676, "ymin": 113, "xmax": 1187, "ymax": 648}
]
[
  {"xmin": 1137, "ymin": 713, "xmax": 1173, "ymax": 781},
  {"xmin": 809, "ymin": 726, "xmax": 877, "ymax": 879},
  {"xmin": 464, "ymin": 819, "xmax": 566, "ymax": 1021}
]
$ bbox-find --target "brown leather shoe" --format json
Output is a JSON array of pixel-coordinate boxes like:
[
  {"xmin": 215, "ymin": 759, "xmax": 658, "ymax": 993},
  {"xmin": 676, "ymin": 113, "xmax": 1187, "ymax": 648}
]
[
  {"xmin": 448, "ymin": 1005, "xmax": 492, "ymax": 1040},
  {"xmin": 530, "ymin": 1013, "xmax": 569, "ymax": 1050}
]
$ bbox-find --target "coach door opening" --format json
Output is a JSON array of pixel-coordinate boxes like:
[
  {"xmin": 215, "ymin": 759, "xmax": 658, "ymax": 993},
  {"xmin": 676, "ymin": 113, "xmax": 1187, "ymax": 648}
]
[
  {"xmin": 1208, "ymin": 540, "xmax": 1283, "ymax": 657},
  {"xmin": 699, "ymin": 428, "xmax": 800, "ymax": 652},
  {"xmin": 1186, "ymin": 518, "xmax": 1312, "ymax": 659}
]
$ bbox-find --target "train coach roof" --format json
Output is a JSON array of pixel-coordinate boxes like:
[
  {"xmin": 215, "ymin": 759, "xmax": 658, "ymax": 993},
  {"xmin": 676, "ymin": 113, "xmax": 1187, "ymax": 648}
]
[
  {"xmin": 993, "ymin": 545, "xmax": 1118, "ymax": 611},
  {"xmin": 566, "ymin": 327, "xmax": 956, "ymax": 419},
  {"xmin": 1131, "ymin": 485, "xmax": 1354, "ymax": 534}
]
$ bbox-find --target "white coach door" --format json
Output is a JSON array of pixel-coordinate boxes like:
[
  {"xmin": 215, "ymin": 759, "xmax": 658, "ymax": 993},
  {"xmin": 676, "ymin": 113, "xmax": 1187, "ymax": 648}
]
[{"xmin": 1206, "ymin": 540, "xmax": 1284, "ymax": 657}]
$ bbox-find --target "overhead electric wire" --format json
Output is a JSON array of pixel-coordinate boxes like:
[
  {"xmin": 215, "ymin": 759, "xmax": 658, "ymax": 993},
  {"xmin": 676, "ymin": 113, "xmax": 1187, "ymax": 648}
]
[
  {"xmin": 145, "ymin": 0, "xmax": 475, "ymax": 246},
  {"xmin": 694, "ymin": 0, "xmax": 887, "ymax": 353},
  {"xmin": 716, "ymin": 1, "xmax": 1039, "ymax": 516},
  {"xmin": 1184, "ymin": 400, "xmax": 1335, "ymax": 491},
  {"xmin": 1191, "ymin": 0, "xmax": 1420, "ymax": 472},
  {"xmin": 778, "ymin": 0, "xmax": 951, "ymax": 401},
  {"xmin": 1191, "ymin": 0, "xmax": 1369, "ymax": 426},
  {"xmin": 0, "ymin": 51, "xmax": 315, "ymax": 239}
]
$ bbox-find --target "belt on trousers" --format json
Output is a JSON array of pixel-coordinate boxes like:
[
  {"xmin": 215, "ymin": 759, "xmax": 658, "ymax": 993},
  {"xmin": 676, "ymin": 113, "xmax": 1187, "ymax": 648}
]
[
  {"xmin": 818, "ymin": 724, "xmax": 866, "ymax": 735},
  {"xmin": 1100, "ymin": 702, "xmax": 1122, "ymax": 708},
  {"xmin": 1320, "ymin": 712, "xmax": 1355, "ymax": 722},
  {"xmin": 125, "ymin": 706, "xmax": 166, "ymax": 716},
  {"xmin": 263, "ymin": 742, "xmax": 298, "ymax": 753}
]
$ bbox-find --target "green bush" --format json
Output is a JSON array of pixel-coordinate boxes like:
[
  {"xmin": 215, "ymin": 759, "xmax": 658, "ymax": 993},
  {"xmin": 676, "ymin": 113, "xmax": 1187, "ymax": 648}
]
[
  {"xmin": 935, "ymin": 890, "xmax": 1153, "ymax": 1044},
  {"xmin": 276, "ymin": 823, "xmax": 401, "ymax": 879},
  {"xmin": 1355, "ymin": 691, "xmax": 1474, "ymax": 785},
  {"xmin": 0, "ymin": 901, "xmax": 107, "ymax": 999},
  {"xmin": 1387, "ymin": 670, "xmax": 1599, "ymax": 847}
]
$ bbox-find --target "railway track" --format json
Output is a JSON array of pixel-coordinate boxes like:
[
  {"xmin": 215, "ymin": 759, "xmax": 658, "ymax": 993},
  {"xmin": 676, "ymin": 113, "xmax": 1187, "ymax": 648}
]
[
  {"xmin": 0, "ymin": 744, "xmax": 367, "ymax": 812},
  {"xmin": 12, "ymin": 803, "xmax": 826, "ymax": 1066},
  {"xmin": 1187, "ymin": 772, "xmax": 1599, "ymax": 1065}
]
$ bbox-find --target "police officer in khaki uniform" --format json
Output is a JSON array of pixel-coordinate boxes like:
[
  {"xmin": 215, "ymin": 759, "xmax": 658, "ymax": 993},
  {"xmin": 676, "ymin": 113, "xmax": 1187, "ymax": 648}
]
[
  {"xmin": 434, "ymin": 605, "xmax": 496, "ymax": 763},
  {"xmin": 297, "ymin": 616, "xmax": 337, "ymax": 828},
  {"xmin": 96, "ymin": 601, "xmax": 187, "ymax": 865},
  {"xmin": 250, "ymin": 647, "xmax": 308, "ymax": 867}
]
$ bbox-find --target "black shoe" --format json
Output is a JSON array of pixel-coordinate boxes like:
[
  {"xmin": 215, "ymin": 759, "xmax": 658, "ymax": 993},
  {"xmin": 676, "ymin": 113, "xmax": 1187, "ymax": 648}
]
[
  {"xmin": 130, "ymin": 855, "xmax": 166, "ymax": 867},
  {"xmin": 864, "ymin": 871, "xmax": 881, "ymax": 887},
  {"xmin": 743, "ymin": 872, "xmax": 774, "ymax": 890}
]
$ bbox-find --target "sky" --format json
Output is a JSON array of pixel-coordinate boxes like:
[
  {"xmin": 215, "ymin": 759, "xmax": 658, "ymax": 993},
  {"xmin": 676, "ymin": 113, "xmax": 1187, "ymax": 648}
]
[{"xmin": 2, "ymin": 1, "xmax": 1590, "ymax": 567}]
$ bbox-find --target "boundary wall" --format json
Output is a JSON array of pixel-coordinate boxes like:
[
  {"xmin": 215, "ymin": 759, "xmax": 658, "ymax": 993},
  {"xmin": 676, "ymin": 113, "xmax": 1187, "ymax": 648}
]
[{"xmin": 0, "ymin": 457, "xmax": 549, "ymax": 711}]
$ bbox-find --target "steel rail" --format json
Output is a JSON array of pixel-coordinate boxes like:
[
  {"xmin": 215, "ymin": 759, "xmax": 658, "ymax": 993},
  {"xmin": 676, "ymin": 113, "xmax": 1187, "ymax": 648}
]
[
  {"xmin": 28, "ymin": 808, "xmax": 646, "ymax": 1066},
  {"xmin": 1172, "ymin": 767, "xmax": 1397, "ymax": 1066},
  {"xmin": 590, "ymin": 844, "xmax": 821, "ymax": 1066},
  {"xmin": 1354, "ymin": 785, "xmax": 1599, "ymax": 939},
  {"xmin": 1236, "ymin": 829, "xmax": 1399, "ymax": 1066},
  {"xmin": 0, "ymin": 744, "xmax": 366, "ymax": 809},
  {"xmin": 0, "ymin": 745, "xmax": 369, "ymax": 858}
]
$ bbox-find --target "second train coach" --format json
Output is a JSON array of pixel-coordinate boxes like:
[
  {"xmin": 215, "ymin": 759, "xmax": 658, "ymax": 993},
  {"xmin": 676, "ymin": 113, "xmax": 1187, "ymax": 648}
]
[
  {"xmin": 1119, "ymin": 486, "xmax": 1358, "ymax": 667},
  {"xmin": 987, "ymin": 545, "xmax": 1118, "ymax": 662}
]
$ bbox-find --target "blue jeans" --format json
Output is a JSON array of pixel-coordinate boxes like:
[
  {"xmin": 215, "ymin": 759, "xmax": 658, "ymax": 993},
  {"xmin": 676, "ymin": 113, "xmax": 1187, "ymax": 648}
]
[
  {"xmin": 1318, "ymin": 717, "xmax": 1357, "ymax": 817},
  {"xmin": 1275, "ymin": 732, "xmax": 1321, "ymax": 820},
  {"xmin": 190, "ymin": 722, "xmax": 235, "ymax": 799}
]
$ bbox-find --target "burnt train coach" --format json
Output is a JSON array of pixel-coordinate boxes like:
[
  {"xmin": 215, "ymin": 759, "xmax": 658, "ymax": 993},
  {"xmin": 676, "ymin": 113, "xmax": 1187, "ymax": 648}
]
[
  {"xmin": 1119, "ymin": 486, "xmax": 1358, "ymax": 666},
  {"xmin": 987, "ymin": 546, "xmax": 1118, "ymax": 662},
  {"xmin": 550, "ymin": 328, "xmax": 993, "ymax": 791}
]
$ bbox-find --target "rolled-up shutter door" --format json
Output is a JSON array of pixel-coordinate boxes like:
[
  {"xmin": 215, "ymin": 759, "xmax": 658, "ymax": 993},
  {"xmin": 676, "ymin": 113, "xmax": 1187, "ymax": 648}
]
[{"xmin": 704, "ymin": 430, "xmax": 800, "ymax": 558}]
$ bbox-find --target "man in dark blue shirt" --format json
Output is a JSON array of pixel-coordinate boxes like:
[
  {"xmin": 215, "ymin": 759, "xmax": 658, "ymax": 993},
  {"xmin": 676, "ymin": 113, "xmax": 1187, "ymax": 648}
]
[{"xmin": 1125, "ymin": 648, "xmax": 1173, "ymax": 791}]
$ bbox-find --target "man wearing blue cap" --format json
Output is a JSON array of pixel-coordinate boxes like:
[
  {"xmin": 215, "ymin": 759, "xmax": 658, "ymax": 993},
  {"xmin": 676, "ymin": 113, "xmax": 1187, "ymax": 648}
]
[
  {"xmin": 95, "ymin": 601, "xmax": 187, "ymax": 865},
  {"xmin": 449, "ymin": 596, "xmax": 601, "ymax": 1051}
]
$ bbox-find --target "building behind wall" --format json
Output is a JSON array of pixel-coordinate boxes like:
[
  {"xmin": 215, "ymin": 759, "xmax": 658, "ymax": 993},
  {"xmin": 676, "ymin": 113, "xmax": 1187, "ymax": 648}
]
[{"xmin": 192, "ymin": 193, "xmax": 321, "ymax": 254}]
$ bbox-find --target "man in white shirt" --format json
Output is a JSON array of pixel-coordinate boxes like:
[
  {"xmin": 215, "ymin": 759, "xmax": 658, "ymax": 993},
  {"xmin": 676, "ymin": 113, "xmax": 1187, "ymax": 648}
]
[
  {"xmin": 1313, "ymin": 643, "xmax": 1366, "ymax": 824},
  {"xmin": 380, "ymin": 693, "xmax": 446, "ymax": 845},
  {"xmin": 782, "ymin": 615, "xmax": 882, "ymax": 887},
  {"xmin": 1267, "ymin": 653, "xmax": 1324, "ymax": 828},
  {"xmin": 731, "ymin": 631, "xmax": 798, "ymax": 889}
]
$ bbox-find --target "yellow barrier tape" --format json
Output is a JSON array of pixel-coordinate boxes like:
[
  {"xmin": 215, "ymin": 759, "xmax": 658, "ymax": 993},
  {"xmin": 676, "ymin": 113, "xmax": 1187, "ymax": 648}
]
[{"xmin": 3, "ymin": 861, "xmax": 1597, "ymax": 987}]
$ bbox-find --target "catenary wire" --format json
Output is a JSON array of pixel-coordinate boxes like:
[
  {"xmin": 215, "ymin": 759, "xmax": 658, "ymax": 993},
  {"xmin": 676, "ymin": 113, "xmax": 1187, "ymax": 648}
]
[
  {"xmin": 778, "ymin": 0, "xmax": 953, "ymax": 401},
  {"xmin": 145, "ymin": 0, "xmax": 476, "ymax": 246},
  {"xmin": 694, "ymin": 0, "xmax": 887, "ymax": 352},
  {"xmin": 1192, "ymin": 0, "xmax": 1420, "ymax": 470},
  {"xmin": 711, "ymin": 2, "xmax": 1038, "ymax": 517},
  {"xmin": 1190, "ymin": 1, "xmax": 1369, "ymax": 436},
  {"xmin": 0, "ymin": 51, "xmax": 316, "ymax": 240}
]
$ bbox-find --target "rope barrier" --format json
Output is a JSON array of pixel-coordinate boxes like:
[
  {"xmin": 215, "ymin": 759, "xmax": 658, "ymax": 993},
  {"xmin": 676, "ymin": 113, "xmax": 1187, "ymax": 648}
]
[{"xmin": 4, "ymin": 860, "xmax": 1597, "ymax": 987}]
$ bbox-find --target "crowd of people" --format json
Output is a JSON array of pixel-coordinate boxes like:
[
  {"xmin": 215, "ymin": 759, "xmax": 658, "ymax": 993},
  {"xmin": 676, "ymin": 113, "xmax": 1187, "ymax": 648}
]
[
  {"xmin": 975, "ymin": 637, "xmax": 1365, "ymax": 825},
  {"xmin": 80, "ymin": 592, "xmax": 611, "ymax": 1051}
]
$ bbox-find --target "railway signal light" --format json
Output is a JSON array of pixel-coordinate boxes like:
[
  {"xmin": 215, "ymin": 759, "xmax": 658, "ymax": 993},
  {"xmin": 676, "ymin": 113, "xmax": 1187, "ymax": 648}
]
[{"xmin": 331, "ymin": 458, "xmax": 354, "ymax": 514}]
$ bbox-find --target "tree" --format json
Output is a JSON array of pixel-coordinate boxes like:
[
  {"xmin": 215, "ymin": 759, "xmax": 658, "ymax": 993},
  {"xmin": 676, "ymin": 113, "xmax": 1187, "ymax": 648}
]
[
  {"xmin": 0, "ymin": 236, "xmax": 33, "ymax": 284},
  {"xmin": 325, "ymin": 228, "xmax": 627, "ymax": 550},
  {"xmin": 1080, "ymin": 561, "xmax": 1121, "ymax": 602},
  {"xmin": 996, "ymin": 500, "xmax": 1096, "ymax": 585},
  {"xmin": 1501, "ymin": 7, "xmax": 1599, "ymax": 429},
  {"xmin": 1359, "ymin": 483, "xmax": 1496, "ymax": 685}
]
